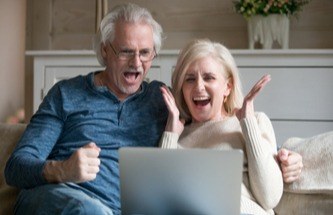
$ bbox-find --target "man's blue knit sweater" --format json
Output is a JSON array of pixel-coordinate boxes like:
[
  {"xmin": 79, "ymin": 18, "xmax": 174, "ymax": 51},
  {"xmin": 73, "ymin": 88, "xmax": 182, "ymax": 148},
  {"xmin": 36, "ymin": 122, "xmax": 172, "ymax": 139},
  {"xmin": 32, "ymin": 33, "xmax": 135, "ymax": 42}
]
[{"xmin": 5, "ymin": 71, "xmax": 168, "ymax": 214}]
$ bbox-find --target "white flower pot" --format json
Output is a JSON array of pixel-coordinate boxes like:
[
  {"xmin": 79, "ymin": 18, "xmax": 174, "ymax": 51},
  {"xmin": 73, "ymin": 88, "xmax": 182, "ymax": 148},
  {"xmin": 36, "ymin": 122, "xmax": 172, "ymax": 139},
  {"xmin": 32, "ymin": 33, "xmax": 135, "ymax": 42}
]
[{"xmin": 247, "ymin": 14, "xmax": 290, "ymax": 49}]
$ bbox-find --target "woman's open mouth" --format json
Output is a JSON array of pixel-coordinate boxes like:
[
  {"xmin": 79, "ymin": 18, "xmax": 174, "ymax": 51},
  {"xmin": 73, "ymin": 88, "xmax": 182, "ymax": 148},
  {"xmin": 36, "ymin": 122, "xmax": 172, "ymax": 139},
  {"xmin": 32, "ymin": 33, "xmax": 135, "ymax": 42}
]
[{"xmin": 193, "ymin": 96, "xmax": 210, "ymax": 106}]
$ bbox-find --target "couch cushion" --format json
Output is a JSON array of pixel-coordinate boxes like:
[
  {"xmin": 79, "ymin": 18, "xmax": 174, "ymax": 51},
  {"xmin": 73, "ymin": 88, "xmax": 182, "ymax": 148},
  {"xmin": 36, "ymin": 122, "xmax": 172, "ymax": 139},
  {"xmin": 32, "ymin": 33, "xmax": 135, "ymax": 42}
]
[
  {"xmin": 282, "ymin": 131, "xmax": 333, "ymax": 194},
  {"xmin": 0, "ymin": 123, "xmax": 26, "ymax": 215},
  {"xmin": 274, "ymin": 131, "xmax": 333, "ymax": 214},
  {"xmin": 275, "ymin": 192, "xmax": 333, "ymax": 215}
]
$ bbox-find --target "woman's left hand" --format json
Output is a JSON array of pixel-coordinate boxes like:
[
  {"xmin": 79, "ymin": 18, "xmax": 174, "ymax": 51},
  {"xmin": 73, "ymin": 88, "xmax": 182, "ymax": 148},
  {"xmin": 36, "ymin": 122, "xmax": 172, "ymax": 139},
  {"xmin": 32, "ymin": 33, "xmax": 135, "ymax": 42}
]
[
  {"xmin": 235, "ymin": 74, "xmax": 271, "ymax": 120},
  {"xmin": 277, "ymin": 148, "xmax": 303, "ymax": 183}
]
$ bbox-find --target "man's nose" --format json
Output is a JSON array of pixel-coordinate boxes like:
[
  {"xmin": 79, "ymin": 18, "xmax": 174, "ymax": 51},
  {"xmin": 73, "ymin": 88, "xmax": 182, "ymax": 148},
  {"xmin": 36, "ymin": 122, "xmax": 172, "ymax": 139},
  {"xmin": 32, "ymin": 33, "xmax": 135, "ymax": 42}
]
[{"xmin": 129, "ymin": 53, "xmax": 143, "ymax": 68}]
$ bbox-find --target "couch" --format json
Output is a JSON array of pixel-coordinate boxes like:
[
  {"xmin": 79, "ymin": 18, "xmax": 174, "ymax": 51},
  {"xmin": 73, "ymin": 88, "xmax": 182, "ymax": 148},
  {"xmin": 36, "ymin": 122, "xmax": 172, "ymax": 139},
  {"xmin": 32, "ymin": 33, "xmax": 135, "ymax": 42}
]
[
  {"xmin": 0, "ymin": 123, "xmax": 26, "ymax": 214},
  {"xmin": 1, "ymin": 123, "xmax": 332, "ymax": 214}
]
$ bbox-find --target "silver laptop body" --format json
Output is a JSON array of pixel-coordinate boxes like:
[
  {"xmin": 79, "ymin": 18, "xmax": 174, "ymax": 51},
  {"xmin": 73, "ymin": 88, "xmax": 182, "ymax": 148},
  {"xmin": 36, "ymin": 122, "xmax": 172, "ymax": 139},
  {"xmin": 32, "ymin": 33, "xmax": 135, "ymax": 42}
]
[{"xmin": 119, "ymin": 148, "xmax": 243, "ymax": 215}]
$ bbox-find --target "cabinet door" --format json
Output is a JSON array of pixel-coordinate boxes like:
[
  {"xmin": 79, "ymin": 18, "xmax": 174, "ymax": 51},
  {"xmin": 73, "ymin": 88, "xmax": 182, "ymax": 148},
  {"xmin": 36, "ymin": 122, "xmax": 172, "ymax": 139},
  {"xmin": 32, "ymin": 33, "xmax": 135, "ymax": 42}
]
[
  {"xmin": 239, "ymin": 67, "xmax": 333, "ymax": 145},
  {"xmin": 272, "ymin": 121, "xmax": 333, "ymax": 145},
  {"xmin": 144, "ymin": 65, "xmax": 163, "ymax": 84},
  {"xmin": 44, "ymin": 66, "xmax": 103, "ymax": 98}
]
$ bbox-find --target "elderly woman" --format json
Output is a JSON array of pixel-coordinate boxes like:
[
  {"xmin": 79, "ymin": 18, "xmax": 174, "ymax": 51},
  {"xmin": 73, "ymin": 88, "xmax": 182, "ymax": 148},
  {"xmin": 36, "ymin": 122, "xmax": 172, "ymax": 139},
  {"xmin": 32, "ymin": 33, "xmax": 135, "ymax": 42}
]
[{"xmin": 160, "ymin": 39, "xmax": 284, "ymax": 215}]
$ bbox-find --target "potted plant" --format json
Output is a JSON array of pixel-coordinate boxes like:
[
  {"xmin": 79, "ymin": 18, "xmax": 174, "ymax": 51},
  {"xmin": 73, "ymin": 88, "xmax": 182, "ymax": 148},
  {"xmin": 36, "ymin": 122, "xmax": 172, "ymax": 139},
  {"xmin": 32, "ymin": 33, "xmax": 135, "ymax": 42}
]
[{"xmin": 233, "ymin": 0, "xmax": 310, "ymax": 49}]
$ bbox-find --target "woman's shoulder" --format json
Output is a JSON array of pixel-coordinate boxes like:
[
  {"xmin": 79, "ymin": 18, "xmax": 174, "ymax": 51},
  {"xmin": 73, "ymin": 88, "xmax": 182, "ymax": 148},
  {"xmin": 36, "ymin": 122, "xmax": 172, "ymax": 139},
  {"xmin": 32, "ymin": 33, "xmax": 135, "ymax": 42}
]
[{"xmin": 254, "ymin": 112, "xmax": 271, "ymax": 122}]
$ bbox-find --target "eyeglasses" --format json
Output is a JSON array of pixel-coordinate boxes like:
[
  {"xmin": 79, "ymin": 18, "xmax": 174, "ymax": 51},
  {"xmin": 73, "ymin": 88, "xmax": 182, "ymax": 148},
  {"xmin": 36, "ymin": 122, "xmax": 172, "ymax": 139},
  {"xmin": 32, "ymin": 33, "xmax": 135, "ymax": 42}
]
[{"xmin": 109, "ymin": 42, "xmax": 156, "ymax": 62}]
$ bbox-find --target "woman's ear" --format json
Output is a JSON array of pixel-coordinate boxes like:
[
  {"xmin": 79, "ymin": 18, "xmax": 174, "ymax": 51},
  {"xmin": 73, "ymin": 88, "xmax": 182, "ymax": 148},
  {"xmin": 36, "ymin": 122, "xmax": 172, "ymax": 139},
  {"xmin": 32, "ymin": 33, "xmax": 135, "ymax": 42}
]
[{"xmin": 224, "ymin": 77, "xmax": 233, "ymax": 97}]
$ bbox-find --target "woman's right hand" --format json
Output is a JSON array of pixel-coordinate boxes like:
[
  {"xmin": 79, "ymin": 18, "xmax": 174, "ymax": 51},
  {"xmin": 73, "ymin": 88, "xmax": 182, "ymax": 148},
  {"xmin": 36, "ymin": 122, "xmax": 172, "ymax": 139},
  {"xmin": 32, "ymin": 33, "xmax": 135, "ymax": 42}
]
[
  {"xmin": 160, "ymin": 85, "xmax": 185, "ymax": 135},
  {"xmin": 235, "ymin": 74, "xmax": 271, "ymax": 120}
]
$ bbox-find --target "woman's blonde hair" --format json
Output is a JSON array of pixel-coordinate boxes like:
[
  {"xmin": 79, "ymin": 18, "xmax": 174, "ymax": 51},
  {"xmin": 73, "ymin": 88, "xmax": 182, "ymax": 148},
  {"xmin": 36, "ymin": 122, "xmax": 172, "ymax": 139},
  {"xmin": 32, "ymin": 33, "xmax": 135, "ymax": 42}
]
[{"xmin": 172, "ymin": 39, "xmax": 244, "ymax": 122}]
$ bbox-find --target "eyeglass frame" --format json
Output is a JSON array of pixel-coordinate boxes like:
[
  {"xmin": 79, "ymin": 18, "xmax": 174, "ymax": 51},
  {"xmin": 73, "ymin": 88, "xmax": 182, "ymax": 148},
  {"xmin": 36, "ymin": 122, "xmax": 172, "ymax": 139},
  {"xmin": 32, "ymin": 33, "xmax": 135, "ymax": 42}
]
[{"xmin": 108, "ymin": 41, "xmax": 157, "ymax": 62}]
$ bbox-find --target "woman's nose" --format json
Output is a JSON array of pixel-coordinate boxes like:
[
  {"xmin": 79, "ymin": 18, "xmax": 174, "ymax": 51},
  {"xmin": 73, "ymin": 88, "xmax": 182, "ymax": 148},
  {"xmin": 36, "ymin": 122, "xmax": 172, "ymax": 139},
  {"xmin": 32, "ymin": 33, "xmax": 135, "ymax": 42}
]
[{"xmin": 195, "ymin": 78, "xmax": 205, "ymax": 91}]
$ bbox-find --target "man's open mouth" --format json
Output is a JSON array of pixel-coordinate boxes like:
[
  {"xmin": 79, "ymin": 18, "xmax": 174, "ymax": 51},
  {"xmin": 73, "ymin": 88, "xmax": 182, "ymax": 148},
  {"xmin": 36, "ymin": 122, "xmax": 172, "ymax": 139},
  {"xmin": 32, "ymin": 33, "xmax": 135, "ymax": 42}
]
[{"xmin": 124, "ymin": 72, "xmax": 141, "ymax": 82}]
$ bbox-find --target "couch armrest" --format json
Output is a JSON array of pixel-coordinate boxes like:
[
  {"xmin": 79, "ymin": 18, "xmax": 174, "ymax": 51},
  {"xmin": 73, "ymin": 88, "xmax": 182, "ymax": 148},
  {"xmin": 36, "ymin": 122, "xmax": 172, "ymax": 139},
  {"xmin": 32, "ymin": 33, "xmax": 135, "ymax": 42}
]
[{"xmin": 0, "ymin": 123, "xmax": 26, "ymax": 214}]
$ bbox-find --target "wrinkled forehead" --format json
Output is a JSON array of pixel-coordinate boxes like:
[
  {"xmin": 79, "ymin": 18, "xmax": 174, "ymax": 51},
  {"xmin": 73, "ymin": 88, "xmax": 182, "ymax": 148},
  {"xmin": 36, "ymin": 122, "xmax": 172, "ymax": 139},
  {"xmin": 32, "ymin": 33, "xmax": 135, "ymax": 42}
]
[
  {"xmin": 113, "ymin": 20, "xmax": 154, "ymax": 47},
  {"xmin": 186, "ymin": 56, "xmax": 227, "ymax": 75}
]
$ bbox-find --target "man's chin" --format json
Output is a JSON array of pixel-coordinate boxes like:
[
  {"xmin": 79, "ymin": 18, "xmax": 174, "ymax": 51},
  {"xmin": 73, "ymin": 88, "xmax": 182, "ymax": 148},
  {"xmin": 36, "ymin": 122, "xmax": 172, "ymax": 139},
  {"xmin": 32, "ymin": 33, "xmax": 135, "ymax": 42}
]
[
  {"xmin": 120, "ymin": 84, "xmax": 142, "ymax": 95},
  {"xmin": 120, "ymin": 76, "xmax": 144, "ymax": 94}
]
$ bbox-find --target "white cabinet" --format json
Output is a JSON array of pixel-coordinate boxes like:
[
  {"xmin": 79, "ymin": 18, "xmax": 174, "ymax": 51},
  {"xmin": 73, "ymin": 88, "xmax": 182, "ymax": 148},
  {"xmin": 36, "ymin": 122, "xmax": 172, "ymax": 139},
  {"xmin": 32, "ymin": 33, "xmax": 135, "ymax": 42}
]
[
  {"xmin": 26, "ymin": 49, "xmax": 333, "ymax": 146},
  {"xmin": 233, "ymin": 50, "xmax": 333, "ymax": 144}
]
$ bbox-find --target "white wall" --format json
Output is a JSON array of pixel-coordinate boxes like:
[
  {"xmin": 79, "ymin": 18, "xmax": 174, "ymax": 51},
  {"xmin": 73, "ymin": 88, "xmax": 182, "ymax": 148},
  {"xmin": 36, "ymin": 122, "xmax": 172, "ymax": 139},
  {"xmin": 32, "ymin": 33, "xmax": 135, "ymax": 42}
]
[{"xmin": 0, "ymin": 0, "xmax": 26, "ymax": 122}]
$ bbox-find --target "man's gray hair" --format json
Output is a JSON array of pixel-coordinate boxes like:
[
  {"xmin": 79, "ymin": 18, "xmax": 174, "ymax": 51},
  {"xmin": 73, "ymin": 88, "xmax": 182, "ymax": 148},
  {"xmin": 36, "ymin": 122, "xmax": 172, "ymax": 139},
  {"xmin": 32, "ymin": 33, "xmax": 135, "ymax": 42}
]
[{"xmin": 93, "ymin": 3, "xmax": 163, "ymax": 66}]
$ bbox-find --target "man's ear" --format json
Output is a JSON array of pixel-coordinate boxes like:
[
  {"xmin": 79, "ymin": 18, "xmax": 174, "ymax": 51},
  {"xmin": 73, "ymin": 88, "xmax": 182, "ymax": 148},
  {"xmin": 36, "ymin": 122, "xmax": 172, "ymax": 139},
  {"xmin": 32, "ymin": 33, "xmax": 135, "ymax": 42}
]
[{"xmin": 101, "ymin": 43, "xmax": 108, "ymax": 61}]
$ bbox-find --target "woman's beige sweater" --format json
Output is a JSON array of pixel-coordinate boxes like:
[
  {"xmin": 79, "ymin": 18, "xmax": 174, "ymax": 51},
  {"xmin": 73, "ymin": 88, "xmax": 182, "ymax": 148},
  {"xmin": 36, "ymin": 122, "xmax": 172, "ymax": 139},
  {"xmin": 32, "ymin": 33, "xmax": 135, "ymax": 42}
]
[{"xmin": 160, "ymin": 112, "xmax": 283, "ymax": 215}]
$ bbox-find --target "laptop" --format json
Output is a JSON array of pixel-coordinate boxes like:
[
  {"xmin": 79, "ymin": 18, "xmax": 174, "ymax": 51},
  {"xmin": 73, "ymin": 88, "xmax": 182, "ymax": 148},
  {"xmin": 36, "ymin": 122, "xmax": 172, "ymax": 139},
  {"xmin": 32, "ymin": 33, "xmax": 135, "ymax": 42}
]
[{"xmin": 119, "ymin": 148, "xmax": 243, "ymax": 215}]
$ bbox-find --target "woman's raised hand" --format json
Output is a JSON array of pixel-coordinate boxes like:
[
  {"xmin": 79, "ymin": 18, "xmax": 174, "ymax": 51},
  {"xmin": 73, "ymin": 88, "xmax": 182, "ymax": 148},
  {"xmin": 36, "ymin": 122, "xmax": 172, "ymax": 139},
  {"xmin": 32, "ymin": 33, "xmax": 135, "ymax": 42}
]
[
  {"xmin": 160, "ymin": 85, "xmax": 185, "ymax": 135},
  {"xmin": 235, "ymin": 74, "xmax": 271, "ymax": 120}
]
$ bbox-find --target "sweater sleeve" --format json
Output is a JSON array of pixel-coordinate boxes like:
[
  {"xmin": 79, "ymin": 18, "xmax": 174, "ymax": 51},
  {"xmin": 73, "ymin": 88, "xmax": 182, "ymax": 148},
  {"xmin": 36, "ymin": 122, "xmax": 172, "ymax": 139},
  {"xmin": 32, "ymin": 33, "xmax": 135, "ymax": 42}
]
[
  {"xmin": 240, "ymin": 112, "xmax": 283, "ymax": 210},
  {"xmin": 159, "ymin": 131, "xmax": 181, "ymax": 149},
  {"xmin": 5, "ymin": 83, "xmax": 65, "ymax": 189}
]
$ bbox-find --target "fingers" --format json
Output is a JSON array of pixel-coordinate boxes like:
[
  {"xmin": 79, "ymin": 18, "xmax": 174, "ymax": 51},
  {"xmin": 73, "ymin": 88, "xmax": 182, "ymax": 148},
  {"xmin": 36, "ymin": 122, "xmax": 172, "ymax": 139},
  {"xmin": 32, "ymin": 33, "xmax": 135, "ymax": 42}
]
[
  {"xmin": 160, "ymin": 85, "xmax": 172, "ymax": 97},
  {"xmin": 86, "ymin": 163, "xmax": 100, "ymax": 174},
  {"xmin": 67, "ymin": 142, "xmax": 101, "ymax": 182},
  {"xmin": 160, "ymin": 86, "xmax": 171, "ymax": 106},
  {"xmin": 245, "ymin": 74, "xmax": 271, "ymax": 101},
  {"xmin": 277, "ymin": 148, "xmax": 289, "ymax": 162},
  {"xmin": 82, "ymin": 142, "xmax": 101, "ymax": 157},
  {"xmin": 278, "ymin": 148, "xmax": 303, "ymax": 183},
  {"xmin": 254, "ymin": 74, "xmax": 271, "ymax": 90},
  {"xmin": 278, "ymin": 148, "xmax": 302, "ymax": 166},
  {"xmin": 160, "ymin": 85, "xmax": 180, "ymax": 118},
  {"xmin": 237, "ymin": 75, "xmax": 271, "ymax": 120},
  {"xmin": 281, "ymin": 162, "xmax": 303, "ymax": 183},
  {"xmin": 78, "ymin": 152, "xmax": 100, "ymax": 181},
  {"xmin": 160, "ymin": 85, "xmax": 184, "ymax": 134},
  {"xmin": 160, "ymin": 85, "xmax": 175, "ymax": 108},
  {"xmin": 83, "ymin": 142, "xmax": 100, "ymax": 150}
]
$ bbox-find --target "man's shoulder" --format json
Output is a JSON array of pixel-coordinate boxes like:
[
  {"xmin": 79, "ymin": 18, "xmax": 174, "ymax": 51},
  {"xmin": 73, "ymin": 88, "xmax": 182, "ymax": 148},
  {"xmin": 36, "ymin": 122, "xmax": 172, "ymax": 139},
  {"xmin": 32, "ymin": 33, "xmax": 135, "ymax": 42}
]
[
  {"xmin": 143, "ymin": 80, "xmax": 166, "ymax": 94},
  {"xmin": 58, "ymin": 72, "xmax": 92, "ymax": 85},
  {"xmin": 45, "ymin": 72, "xmax": 94, "ymax": 98},
  {"xmin": 52, "ymin": 72, "xmax": 94, "ymax": 92},
  {"xmin": 146, "ymin": 80, "xmax": 166, "ymax": 87},
  {"xmin": 140, "ymin": 80, "xmax": 167, "ymax": 108}
]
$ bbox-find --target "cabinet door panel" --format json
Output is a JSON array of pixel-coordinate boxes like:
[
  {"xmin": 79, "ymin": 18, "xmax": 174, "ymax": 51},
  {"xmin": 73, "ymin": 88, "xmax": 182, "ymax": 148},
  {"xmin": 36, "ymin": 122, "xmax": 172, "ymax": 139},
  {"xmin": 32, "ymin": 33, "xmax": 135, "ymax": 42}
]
[
  {"xmin": 145, "ymin": 65, "xmax": 162, "ymax": 83},
  {"xmin": 44, "ymin": 66, "xmax": 103, "ymax": 97},
  {"xmin": 272, "ymin": 121, "xmax": 333, "ymax": 146},
  {"xmin": 239, "ymin": 67, "xmax": 333, "ymax": 120}
]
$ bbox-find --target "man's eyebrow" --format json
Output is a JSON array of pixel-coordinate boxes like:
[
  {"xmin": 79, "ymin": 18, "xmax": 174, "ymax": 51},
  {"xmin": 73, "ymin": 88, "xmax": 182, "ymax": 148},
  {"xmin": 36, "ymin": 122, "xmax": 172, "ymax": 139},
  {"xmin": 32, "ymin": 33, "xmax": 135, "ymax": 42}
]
[{"xmin": 119, "ymin": 47, "xmax": 152, "ymax": 51}]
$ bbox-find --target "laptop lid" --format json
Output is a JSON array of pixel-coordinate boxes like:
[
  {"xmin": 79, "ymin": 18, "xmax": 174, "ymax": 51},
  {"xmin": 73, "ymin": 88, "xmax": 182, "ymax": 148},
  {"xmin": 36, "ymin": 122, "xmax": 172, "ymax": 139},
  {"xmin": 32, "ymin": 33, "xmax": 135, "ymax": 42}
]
[{"xmin": 119, "ymin": 148, "xmax": 243, "ymax": 215}]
